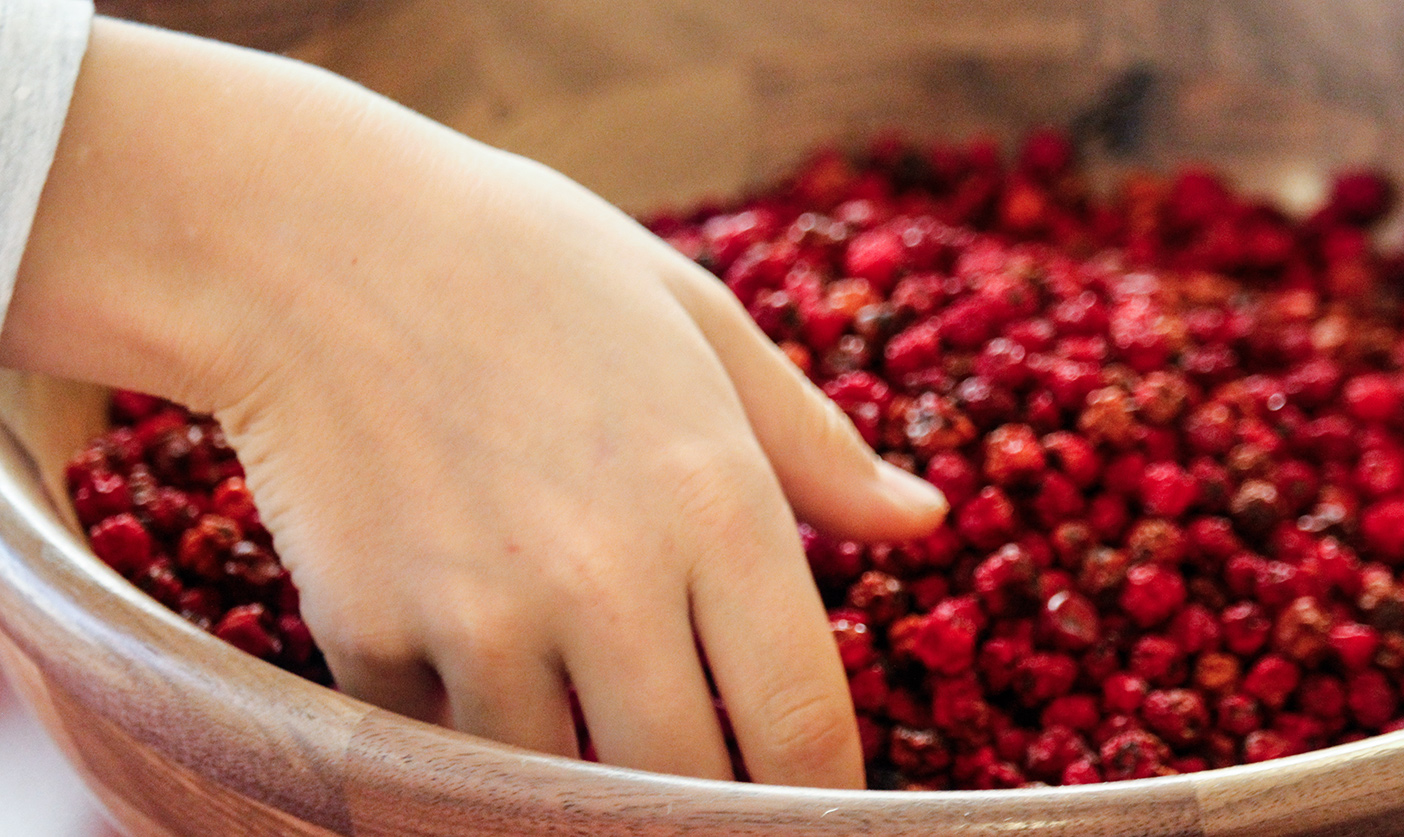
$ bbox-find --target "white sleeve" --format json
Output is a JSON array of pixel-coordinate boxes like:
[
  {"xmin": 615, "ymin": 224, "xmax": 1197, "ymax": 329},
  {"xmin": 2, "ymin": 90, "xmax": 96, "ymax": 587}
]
[{"xmin": 0, "ymin": 0, "xmax": 93, "ymax": 329}]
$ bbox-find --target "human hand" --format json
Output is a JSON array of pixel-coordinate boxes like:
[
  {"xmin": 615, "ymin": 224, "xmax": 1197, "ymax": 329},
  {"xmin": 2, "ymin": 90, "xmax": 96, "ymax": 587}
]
[{"xmin": 4, "ymin": 18, "xmax": 947, "ymax": 787}]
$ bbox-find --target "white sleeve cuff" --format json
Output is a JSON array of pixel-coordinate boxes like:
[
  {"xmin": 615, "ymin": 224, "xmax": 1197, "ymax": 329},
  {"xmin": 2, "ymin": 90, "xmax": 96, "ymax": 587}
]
[{"xmin": 0, "ymin": 0, "xmax": 94, "ymax": 331}]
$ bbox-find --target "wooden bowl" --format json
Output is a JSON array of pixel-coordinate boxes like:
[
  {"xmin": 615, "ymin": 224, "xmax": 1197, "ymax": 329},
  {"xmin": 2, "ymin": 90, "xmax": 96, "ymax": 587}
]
[
  {"xmin": 9, "ymin": 3, "xmax": 1404, "ymax": 834},
  {"xmin": 2, "ymin": 379, "xmax": 1404, "ymax": 835},
  {"xmin": 93, "ymin": 0, "xmax": 373, "ymax": 52}
]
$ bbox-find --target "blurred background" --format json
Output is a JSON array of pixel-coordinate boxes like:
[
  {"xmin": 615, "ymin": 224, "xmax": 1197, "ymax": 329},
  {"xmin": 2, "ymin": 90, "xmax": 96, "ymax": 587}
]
[{"xmin": 0, "ymin": 669, "xmax": 115, "ymax": 836}]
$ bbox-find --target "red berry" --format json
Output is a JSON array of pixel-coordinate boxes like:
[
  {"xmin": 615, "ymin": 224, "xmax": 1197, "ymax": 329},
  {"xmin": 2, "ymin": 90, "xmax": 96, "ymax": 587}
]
[
  {"xmin": 1120, "ymin": 565, "xmax": 1187, "ymax": 629},
  {"xmin": 1126, "ymin": 518, "xmax": 1189, "ymax": 567},
  {"xmin": 1133, "ymin": 371, "xmax": 1192, "ymax": 425},
  {"xmin": 1222, "ymin": 601, "xmax": 1272, "ymax": 656},
  {"xmin": 1185, "ymin": 403, "xmax": 1236, "ymax": 456},
  {"xmin": 109, "ymin": 389, "xmax": 166, "ymax": 424},
  {"xmin": 1242, "ymin": 655, "xmax": 1301, "ymax": 711},
  {"xmin": 1272, "ymin": 597, "xmax": 1331, "ymax": 664},
  {"xmin": 1329, "ymin": 622, "xmax": 1381, "ymax": 671},
  {"xmin": 973, "ymin": 544, "xmax": 1039, "ymax": 616},
  {"xmin": 1344, "ymin": 373, "xmax": 1402, "ymax": 424},
  {"xmin": 178, "ymin": 514, "xmax": 242, "ymax": 581},
  {"xmin": 213, "ymin": 603, "xmax": 282, "ymax": 659},
  {"xmin": 845, "ymin": 570, "xmax": 908, "ymax": 626},
  {"xmin": 1041, "ymin": 590, "xmax": 1100, "ymax": 651},
  {"xmin": 884, "ymin": 321, "xmax": 943, "ymax": 379},
  {"xmin": 1347, "ymin": 670, "xmax": 1399, "ymax": 729},
  {"xmin": 1216, "ymin": 693, "xmax": 1263, "ymax": 736},
  {"xmin": 803, "ymin": 527, "xmax": 862, "ymax": 589},
  {"xmin": 1141, "ymin": 689, "xmax": 1210, "ymax": 747},
  {"xmin": 1243, "ymin": 730, "xmax": 1294, "ymax": 764},
  {"xmin": 1102, "ymin": 673, "xmax": 1149, "ymax": 714},
  {"xmin": 982, "ymin": 423, "xmax": 1047, "ymax": 486},
  {"xmin": 844, "ymin": 227, "xmax": 907, "ymax": 293},
  {"xmin": 1017, "ymin": 128, "xmax": 1074, "ymax": 184},
  {"xmin": 1168, "ymin": 604, "xmax": 1222, "ymax": 655},
  {"xmin": 1329, "ymin": 171, "xmax": 1395, "ymax": 226},
  {"xmin": 1140, "ymin": 462, "xmax": 1198, "ymax": 518},
  {"xmin": 72, "ymin": 471, "xmax": 132, "ymax": 527},
  {"xmin": 1041, "ymin": 694, "xmax": 1100, "ymax": 733},
  {"xmin": 888, "ymin": 726, "xmax": 951, "ymax": 777},
  {"xmin": 956, "ymin": 486, "xmax": 1018, "ymax": 550},
  {"xmin": 1041, "ymin": 431, "xmax": 1101, "ymax": 488},
  {"xmin": 88, "ymin": 513, "xmax": 155, "ymax": 576},
  {"xmin": 1100, "ymin": 730, "xmax": 1172, "ymax": 781},
  {"xmin": 931, "ymin": 674, "xmax": 991, "ymax": 735},
  {"xmin": 1361, "ymin": 498, "xmax": 1404, "ymax": 563},
  {"xmin": 974, "ymin": 338, "xmax": 1032, "ymax": 388},
  {"xmin": 1061, "ymin": 759, "xmax": 1102, "ymax": 785},
  {"xmin": 911, "ymin": 599, "xmax": 980, "ymax": 675},
  {"xmin": 1298, "ymin": 674, "xmax": 1347, "ymax": 722},
  {"xmin": 1193, "ymin": 653, "xmax": 1242, "ymax": 695},
  {"xmin": 1024, "ymin": 725, "xmax": 1091, "ymax": 782},
  {"xmin": 1128, "ymin": 635, "xmax": 1185, "ymax": 686},
  {"xmin": 830, "ymin": 610, "xmax": 878, "ymax": 672},
  {"xmin": 1012, "ymin": 652, "xmax": 1079, "ymax": 706}
]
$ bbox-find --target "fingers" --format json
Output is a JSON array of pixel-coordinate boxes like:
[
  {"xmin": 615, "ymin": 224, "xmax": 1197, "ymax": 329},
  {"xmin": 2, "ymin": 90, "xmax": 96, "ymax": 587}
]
[
  {"xmin": 321, "ymin": 648, "xmax": 449, "ymax": 727},
  {"xmin": 663, "ymin": 262, "xmax": 948, "ymax": 542},
  {"xmin": 680, "ymin": 451, "xmax": 865, "ymax": 788},
  {"xmin": 426, "ymin": 595, "xmax": 579, "ymax": 757},
  {"xmin": 561, "ymin": 585, "xmax": 733, "ymax": 780},
  {"xmin": 323, "ymin": 604, "xmax": 578, "ymax": 758},
  {"xmin": 438, "ymin": 644, "xmax": 580, "ymax": 760}
]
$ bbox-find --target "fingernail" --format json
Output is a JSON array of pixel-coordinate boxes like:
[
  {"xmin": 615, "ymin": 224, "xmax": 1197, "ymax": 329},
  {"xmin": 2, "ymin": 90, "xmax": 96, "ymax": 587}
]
[{"xmin": 877, "ymin": 460, "xmax": 949, "ymax": 519}]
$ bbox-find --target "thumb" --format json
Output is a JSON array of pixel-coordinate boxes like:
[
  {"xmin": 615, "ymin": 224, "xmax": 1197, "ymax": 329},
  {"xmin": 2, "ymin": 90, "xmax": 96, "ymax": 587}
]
[{"xmin": 669, "ymin": 266, "xmax": 948, "ymax": 541}]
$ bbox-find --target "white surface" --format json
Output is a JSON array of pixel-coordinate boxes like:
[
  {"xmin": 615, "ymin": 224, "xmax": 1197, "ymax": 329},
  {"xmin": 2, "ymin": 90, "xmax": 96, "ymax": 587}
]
[{"xmin": 0, "ymin": 673, "xmax": 116, "ymax": 837}]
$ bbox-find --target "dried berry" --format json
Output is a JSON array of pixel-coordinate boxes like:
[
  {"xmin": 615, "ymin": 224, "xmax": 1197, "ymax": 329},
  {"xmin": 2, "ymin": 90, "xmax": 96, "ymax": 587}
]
[
  {"xmin": 1141, "ymin": 689, "xmax": 1210, "ymax": 747},
  {"xmin": 983, "ymin": 423, "xmax": 1047, "ymax": 487},
  {"xmin": 88, "ymin": 513, "xmax": 154, "ymax": 576},
  {"xmin": 1140, "ymin": 462, "xmax": 1198, "ymax": 519},
  {"xmin": 1120, "ymin": 565, "xmax": 1187, "ymax": 629},
  {"xmin": 1100, "ymin": 730, "xmax": 1172, "ymax": 781},
  {"xmin": 911, "ymin": 599, "xmax": 981, "ymax": 675},
  {"xmin": 1041, "ymin": 590, "xmax": 1100, "ymax": 651},
  {"xmin": 1242, "ymin": 655, "xmax": 1301, "ymax": 711}
]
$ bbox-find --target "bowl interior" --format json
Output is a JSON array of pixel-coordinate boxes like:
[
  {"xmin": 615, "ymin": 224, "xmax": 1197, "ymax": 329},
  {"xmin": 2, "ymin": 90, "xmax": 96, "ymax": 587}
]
[
  {"xmin": 288, "ymin": 0, "xmax": 1404, "ymax": 226},
  {"xmin": 94, "ymin": 0, "xmax": 374, "ymax": 52}
]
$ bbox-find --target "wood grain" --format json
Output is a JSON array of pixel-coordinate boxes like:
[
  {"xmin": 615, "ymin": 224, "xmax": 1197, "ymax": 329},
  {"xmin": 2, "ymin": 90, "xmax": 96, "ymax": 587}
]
[
  {"xmin": 92, "ymin": 0, "xmax": 376, "ymax": 51},
  {"xmin": 11, "ymin": 2, "xmax": 1404, "ymax": 834},
  {"xmin": 284, "ymin": 0, "xmax": 1404, "ymax": 220}
]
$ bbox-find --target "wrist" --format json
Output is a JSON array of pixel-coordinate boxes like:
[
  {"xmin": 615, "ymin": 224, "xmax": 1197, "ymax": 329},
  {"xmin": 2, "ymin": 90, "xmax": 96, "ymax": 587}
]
[{"xmin": 0, "ymin": 17, "xmax": 395, "ymax": 414}]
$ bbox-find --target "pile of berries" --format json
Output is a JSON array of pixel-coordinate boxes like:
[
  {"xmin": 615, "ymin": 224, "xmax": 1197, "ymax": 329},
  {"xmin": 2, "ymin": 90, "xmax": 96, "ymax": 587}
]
[
  {"xmin": 68, "ymin": 128, "xmax": 1404, "ymax": 789},
  {"xmin": 65, "ymin": 390, "xmax": 331, "ymax": 685},
  {"xmin": 646, "ymin": 131, "xmax": 1404, "ymax": 789}
]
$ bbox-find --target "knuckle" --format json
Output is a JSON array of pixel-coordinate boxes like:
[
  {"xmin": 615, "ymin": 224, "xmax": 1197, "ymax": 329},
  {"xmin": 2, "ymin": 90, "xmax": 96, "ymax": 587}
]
[
  {"xmin": 545, "ymin": 538, "xmax": 614, "ymax": 602},
  {"xmin": 540, "ymin": 537, "xmax": 662, "ymax": 647},
  {"xmin": 544, "ymin": 528, "xmax": 640, "ymax": 612},
  {"xmin": 666, "ymin": 442, "xmax": 776, "ymax": 546},
  {"xmin": 426, "ymin": 599, "xmax": 542, "ymax": 682},
  {"xmin": 322, "ymin": 614, "xmax": 417, "ymax": 670},
  {"xmin": 754, "ymin": 682, "xmax": 857, "ymax": 776}
]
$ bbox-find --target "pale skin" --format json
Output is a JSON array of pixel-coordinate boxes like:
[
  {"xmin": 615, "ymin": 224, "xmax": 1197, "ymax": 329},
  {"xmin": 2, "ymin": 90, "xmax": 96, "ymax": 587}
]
[{"xmin": 1, "ymin": 18, "xmax": 948, "ymax": 787}]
